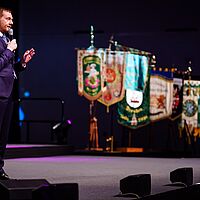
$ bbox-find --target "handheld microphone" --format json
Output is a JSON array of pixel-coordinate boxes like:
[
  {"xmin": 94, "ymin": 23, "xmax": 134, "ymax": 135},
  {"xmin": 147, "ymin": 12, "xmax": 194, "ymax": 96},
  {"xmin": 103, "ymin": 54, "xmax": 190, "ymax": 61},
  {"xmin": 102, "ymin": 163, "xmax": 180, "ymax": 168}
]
[
  {"xmin": 8, "ymin": 28, "xmax": 16, "ymax": 66},
  {"xmin": 8, "ymin": 28, "xmax": 14, "ymax": 40}
]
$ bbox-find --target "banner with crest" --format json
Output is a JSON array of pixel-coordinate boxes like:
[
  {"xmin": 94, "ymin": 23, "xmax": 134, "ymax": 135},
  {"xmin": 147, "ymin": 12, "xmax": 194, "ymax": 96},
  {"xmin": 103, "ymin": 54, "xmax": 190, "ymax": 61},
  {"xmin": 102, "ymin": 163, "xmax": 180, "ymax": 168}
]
[
  {"xmin": 181, "ymin": 80, "xmax": 200, "ymax": 141},
  {"xmin": 117, "ymin": 53, "xmax": 150, "ymax": 129},
  {"xmin": 150, "ymin": 69, "xmax": 173, "ymax": 122},
  {"xmin": 77, "ymin": 48, "xmax": 104, "ymax": 101},
  {"xmin": 170, "ymin": 75, "xmax": 183, "ymax": 120},
  {"xmin": 98, "ymin": 50, "xmax": 126, "ymax": 110}
]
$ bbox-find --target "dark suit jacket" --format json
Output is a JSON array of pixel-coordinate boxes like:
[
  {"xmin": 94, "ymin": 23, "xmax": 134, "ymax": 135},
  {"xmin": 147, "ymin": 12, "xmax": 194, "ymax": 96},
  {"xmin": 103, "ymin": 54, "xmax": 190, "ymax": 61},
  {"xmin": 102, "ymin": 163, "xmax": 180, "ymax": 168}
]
[{"xmin": 0, "ymin": 37, "xmax": 24, "ymax": 98}]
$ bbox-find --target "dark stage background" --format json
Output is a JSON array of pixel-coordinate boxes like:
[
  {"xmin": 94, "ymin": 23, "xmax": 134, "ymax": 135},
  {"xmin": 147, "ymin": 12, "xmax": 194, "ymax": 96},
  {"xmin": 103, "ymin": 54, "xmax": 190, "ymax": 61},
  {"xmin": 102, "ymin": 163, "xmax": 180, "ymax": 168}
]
[{"xmin": 3, "ymin": 1, "xmax": 200, "ymax": 152}]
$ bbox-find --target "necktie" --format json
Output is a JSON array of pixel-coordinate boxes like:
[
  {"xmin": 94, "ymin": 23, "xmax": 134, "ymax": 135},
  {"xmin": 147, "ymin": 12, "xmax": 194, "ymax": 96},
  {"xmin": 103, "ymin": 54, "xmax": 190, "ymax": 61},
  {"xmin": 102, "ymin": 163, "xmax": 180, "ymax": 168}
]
[{"xmin": 2, "ymin": 35, "xmax": 8, "ymax": 44}]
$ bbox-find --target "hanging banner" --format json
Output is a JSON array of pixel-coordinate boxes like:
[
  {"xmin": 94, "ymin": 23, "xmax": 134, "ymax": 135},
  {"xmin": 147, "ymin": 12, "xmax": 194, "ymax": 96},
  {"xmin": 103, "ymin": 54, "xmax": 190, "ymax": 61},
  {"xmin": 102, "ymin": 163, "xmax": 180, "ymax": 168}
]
[
  {"xmin": 181, "ymin": 80, "xmax": 200, "ymax": 135},
  {"xmin": 170, "ymin": 76, "xmax": 183, "ymax": 120},
  {"xmin": 150, "ymin": 70, "xmax": 173, "ymax": 122},
  {"xmin": 125, "ymin": 54, "xmax": 149, "ymax": 92},
  {"xmin": 98, "ymin": 50, "xmax": 126, "ymax": 109},
  {"xmin": 77, "ymin": 48, "xmax": 104, "ymax": 101},
  {"xmin": 117, "ymin": 53, "xmax": 150, "ymax": 129}
]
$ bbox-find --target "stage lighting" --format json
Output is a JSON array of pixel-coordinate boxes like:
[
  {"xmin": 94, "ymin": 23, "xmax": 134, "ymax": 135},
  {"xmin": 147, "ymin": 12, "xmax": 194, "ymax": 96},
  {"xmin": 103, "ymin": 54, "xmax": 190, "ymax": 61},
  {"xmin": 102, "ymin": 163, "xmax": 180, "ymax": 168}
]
[
  {"xmin": 170, "ymin": 167, "xmax": 193, "ymax": 187},
  {"xmin": 52, "ymin": 120, "xmax": 72, "ymax": 144}
]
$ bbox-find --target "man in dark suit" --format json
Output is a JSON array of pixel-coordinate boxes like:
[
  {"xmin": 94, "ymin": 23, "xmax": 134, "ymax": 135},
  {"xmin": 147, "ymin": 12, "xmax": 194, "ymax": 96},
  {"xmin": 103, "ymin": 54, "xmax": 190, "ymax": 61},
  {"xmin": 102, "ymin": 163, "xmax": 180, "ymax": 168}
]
[{"xmin": 0, "ymin": 7, "xmax": 35, "ymax": 179}]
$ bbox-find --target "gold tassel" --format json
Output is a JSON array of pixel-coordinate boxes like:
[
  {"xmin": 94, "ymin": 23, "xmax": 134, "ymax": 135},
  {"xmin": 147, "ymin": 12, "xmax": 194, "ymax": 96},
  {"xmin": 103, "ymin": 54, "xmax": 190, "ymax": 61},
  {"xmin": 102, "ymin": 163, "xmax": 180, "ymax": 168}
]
[
  {"xmin": 106, "ymin": 106, "xmax": 109, "ymax": 113},
  {"xmin": 178, "ymin": 126, "xmax": 183, "ymax": 138},
  {"xmin": 193, "ymin": 128, "xmax": 200, "ymax": 142}
]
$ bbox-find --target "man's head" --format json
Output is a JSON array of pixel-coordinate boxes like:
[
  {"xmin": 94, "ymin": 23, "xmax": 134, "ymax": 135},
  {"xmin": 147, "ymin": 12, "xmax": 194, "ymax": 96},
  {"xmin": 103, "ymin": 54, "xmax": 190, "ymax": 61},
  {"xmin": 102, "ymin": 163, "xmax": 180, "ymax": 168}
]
[{"xmin": 0, "ymin": 7, "xmax": 13, "ymax": 33}]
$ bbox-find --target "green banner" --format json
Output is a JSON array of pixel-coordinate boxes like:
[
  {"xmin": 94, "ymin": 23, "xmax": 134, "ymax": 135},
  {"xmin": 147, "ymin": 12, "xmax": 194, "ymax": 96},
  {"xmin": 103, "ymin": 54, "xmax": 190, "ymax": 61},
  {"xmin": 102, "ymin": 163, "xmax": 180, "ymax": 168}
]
[{"xmin": 77, "ymin": 49, "xmax": 104, "ymax": 101}]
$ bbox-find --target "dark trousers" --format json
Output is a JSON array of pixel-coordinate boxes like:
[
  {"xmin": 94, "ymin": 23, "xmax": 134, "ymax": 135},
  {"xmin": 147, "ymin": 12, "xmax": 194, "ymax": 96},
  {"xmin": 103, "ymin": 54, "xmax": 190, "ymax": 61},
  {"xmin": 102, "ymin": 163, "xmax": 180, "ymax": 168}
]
[{"xmin": 0, "ymin": 97, "xmax": 13, "ymax": 172}]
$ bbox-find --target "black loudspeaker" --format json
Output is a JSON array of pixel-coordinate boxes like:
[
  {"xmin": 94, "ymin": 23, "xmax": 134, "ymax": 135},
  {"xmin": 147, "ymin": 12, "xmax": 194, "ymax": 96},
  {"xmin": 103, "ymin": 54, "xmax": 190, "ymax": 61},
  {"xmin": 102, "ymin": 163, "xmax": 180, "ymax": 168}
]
[
  {"xmin": 32, "ymin": 182, "xmax": 79, "ymax": 200},
  {"xmin": 141, "ymin": 184, "xmax": 200, "ymax": 200},
  {"xmin": 0, "ymin": 179, "xmax": 50, "ymax": 200},
  {"xmin": 170, "ymin": 167, "xmax": 193, "ymax": 186},
  {"xmin": 120, "ymin": 174, "xmax": 151, "ymax": 197}
]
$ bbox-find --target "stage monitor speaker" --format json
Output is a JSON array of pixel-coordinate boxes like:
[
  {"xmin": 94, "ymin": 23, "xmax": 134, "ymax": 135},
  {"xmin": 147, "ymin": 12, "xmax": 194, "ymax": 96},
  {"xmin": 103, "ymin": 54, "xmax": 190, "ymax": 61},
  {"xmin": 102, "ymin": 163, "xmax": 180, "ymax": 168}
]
[
  {"xmin": 32, "ymin": 182, "xmax": 79, "ymax": 200},
  {"xmin": 0, "ymin": 179, "xmax": 50, "ymax": 200},
  {"xmin": 120, "ymin": 174, "xmax": 151, "ymax": 197},
  {"xmin": 170, "ymin": 167, "xmax": 193, "ymax": 186},
  {"xmin": 141, "ymin": 184, "xmax": 200, "ymax": 200}
]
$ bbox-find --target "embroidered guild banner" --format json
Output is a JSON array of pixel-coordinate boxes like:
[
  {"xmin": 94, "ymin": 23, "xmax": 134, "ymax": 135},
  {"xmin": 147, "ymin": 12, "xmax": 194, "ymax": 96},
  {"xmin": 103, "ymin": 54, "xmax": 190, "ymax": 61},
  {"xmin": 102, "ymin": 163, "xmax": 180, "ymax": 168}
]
[
  {"xmin": 77, "ymin": 49, "xmax": 104, "ymax": 101},
  {"xmin": 171, "ymin": 76, "xmax": 183, "ymax": 119},
  {"xmin": 150, "ymin": 70, "xmax": 173, "ymax": 122},
  {"xmin": 181, "ymin": 80, "xmax": 200, "ymax": 134},
  {"xmin": 117, "ymin": 53, "xmax": 150, "ymax": 129},
  {"xmin": 98, "ymin": 50, "xmax": 126, "ymax": 108}
]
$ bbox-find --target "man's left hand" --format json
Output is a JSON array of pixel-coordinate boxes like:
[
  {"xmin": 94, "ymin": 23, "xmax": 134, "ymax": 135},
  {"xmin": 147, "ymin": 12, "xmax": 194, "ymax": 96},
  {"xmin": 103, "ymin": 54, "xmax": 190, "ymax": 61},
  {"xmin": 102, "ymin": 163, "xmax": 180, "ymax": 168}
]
[{"xmin": 22, "ymin": 48, "xmax": 36, "ymax": 65}]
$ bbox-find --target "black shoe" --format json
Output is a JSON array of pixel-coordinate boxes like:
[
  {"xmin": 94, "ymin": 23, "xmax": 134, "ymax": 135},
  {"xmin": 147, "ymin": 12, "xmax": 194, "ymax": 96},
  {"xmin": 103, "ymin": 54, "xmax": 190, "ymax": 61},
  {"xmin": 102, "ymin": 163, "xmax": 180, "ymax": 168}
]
[{"xmin": 0, "ymin": 171, "xmax": 10, "ymax": 180}]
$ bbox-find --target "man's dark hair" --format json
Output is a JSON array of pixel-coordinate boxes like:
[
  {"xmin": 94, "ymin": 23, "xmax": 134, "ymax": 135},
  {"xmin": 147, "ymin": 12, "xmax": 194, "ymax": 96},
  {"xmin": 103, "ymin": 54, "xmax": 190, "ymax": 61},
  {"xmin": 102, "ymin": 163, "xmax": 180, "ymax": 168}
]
[{"xmin": 0, "ymin": 7, "xmax": 12, "ymax": 17}]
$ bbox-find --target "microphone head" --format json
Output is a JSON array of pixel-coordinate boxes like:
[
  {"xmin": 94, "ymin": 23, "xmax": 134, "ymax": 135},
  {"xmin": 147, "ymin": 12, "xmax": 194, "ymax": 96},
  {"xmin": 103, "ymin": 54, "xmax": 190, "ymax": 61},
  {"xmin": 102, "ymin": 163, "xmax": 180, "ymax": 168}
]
[{"xmin": 8, "ymin": 28, "xmax": 13, "ymax": 36}]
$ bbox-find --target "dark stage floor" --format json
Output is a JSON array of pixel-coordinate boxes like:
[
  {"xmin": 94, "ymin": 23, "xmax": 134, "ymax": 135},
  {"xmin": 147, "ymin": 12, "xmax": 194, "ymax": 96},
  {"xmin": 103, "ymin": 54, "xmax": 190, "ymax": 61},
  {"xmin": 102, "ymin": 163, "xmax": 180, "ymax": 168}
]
[{"xmin": 3, "ymin": 144, "xmax": 200, "ymax": 200}]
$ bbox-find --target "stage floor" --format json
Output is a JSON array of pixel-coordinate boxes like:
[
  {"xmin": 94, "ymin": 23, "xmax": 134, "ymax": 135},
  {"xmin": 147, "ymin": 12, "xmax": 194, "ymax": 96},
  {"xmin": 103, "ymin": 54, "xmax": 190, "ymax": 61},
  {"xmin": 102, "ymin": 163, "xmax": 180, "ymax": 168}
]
[
  {"xmin": 4, "ymin": 155, "xmax": 200, "ymax": 200},
  {"xmin": 3, "ymin": 144, "xmax": 200, "ymax": 200}
]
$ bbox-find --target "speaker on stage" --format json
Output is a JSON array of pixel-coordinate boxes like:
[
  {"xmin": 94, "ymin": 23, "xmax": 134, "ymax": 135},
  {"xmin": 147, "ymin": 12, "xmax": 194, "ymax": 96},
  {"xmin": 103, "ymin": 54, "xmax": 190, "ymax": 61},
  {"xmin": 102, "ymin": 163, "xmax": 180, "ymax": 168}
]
[
  {"xmin": 170, "ymin": 167, "xmax": 193, "ymax": 186},
  {"xmin": 0, "ymin": 179, "xmax": 50, "ymax": 200},
  {"xmin": 0, "ymin": 179, "xmax": 78, "ymax": 200},
  {"xmin": 120, "ymin": 174, "xmax": 151, "ymax": 197},
  {"xmin": 141, "ymin": 184, "xmax": 200, "ymax": 200},
  {"xmin": 32, "ymin": 182, "xmax": 79, "ymax": 200}
]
